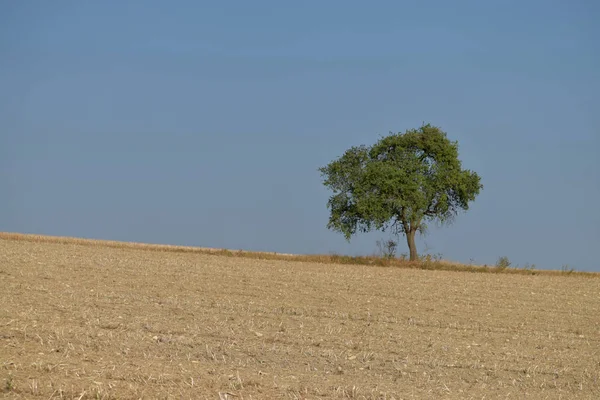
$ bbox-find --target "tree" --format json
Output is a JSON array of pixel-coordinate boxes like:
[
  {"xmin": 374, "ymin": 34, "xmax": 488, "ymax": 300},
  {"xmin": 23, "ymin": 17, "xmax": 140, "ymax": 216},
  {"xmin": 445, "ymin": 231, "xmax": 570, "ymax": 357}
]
[{"xmin": 319, "ymin": 123, "xmax": 482, "ymax": 261}]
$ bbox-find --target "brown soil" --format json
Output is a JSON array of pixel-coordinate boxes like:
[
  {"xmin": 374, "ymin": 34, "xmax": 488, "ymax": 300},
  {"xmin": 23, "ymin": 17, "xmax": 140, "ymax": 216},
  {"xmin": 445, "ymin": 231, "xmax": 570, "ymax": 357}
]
[{"xmin": 1, "ymin": 237, "xmax": 599, "ymax": 399}]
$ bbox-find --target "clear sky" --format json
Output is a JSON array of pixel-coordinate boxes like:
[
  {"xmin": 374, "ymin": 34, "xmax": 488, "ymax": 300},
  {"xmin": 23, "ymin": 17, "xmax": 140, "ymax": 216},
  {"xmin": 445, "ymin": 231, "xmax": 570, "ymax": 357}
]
[{"xmin": 1, "ymin": 1, "xmax": 599, "ymax": 271}]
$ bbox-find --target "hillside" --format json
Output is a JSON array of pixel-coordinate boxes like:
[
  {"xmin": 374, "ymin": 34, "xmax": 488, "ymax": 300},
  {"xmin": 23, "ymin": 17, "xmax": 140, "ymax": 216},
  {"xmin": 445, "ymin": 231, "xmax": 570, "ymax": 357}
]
[{"xmin": 1, "ymin": 234, "xmax": 599, "ymax": 399}]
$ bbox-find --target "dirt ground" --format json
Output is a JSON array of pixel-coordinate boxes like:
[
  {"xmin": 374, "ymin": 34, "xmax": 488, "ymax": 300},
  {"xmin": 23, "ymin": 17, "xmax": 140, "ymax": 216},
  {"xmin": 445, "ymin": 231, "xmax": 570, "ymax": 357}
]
[{"xmin": 1, "ymin": 238, "xmax": 599, "ymax": 399}]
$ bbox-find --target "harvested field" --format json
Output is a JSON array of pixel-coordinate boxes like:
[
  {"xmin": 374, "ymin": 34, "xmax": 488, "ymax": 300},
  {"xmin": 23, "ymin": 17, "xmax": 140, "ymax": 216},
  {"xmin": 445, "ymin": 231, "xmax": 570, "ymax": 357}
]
[{"xmin": 1, "ymin": 236, "xmax": 599, "ymax": 399}]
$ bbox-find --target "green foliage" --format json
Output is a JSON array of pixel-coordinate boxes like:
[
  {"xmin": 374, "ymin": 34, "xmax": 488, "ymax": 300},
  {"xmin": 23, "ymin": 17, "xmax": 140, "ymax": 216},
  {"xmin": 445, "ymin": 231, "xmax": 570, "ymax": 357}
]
[
  {"xmin": 522, "ymin": 262, "xmax": 536, "ymax": 271},
  {"xmin": 561, "ymin": 264, "xmax": 575, "ymax": 274},
  {"xmin": 319, "ymin": 123, "xmax": 482, "ymax": 260},
  {"xmin": 4, "ymin": 375, "xmax": 13, "ymax": 392},
  {"xmin": 496, "ymin": 256, "xmax": 512, "ymax": 269},
  {"xmin": 376, "ymin": 238, "xmax": 398, "ymax": 260},
  {"xmin": 419, "ymin": 253, "xmax": 444, "ymax": 270},
  {"xmin": 420, "ymin": 252, "xmax": 444, "ymax": 262}
]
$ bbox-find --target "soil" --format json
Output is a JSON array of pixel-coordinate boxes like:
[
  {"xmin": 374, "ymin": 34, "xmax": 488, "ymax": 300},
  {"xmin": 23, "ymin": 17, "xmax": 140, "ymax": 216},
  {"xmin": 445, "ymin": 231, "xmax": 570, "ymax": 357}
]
[{"xmin": 1, "ymin": 238, "xmax": 599, "ymax": 399}]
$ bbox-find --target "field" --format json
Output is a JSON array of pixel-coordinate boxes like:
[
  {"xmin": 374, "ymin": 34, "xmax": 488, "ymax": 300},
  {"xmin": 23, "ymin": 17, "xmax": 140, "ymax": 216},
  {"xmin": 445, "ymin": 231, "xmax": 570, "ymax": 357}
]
[{"xmin": 1, "ymin": 235, "xmax": 599, "ymax": 399}]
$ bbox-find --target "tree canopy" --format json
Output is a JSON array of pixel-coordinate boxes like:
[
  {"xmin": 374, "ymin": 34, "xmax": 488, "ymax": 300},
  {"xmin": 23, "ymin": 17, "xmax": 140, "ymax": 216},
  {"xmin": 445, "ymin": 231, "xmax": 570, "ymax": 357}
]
[{"xmin": 319, "ymin": 123, "xmax": 482, "ymax": 261}]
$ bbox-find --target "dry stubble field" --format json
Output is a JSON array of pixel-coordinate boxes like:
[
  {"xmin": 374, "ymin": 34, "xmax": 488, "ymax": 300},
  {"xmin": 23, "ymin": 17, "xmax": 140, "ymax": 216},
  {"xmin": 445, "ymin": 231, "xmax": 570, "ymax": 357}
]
[{"xmin": 1, "ymin": 236, "xmax": 599, "ymax": 399}]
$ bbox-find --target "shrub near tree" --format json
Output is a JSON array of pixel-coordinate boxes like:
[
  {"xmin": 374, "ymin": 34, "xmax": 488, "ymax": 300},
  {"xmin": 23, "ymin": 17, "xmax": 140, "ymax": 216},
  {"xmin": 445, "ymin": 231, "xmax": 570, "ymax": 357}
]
[{"xmin": 319, "ymin": 123, "xmax": 483, "ymax": 261}]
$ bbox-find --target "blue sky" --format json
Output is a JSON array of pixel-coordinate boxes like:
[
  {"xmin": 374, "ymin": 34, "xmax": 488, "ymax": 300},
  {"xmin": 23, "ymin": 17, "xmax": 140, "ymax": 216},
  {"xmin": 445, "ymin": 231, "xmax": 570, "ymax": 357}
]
[{"xmin": 1, "ymin": 1, "xmax": 598, "ymax": 271}]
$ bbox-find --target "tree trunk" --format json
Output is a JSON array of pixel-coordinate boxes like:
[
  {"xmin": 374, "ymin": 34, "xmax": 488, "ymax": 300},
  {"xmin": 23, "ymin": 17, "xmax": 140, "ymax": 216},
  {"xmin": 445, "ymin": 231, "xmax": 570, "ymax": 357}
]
[{"xmin": 406, "ymin": 229, "xmax": 418, "ymax": 261}]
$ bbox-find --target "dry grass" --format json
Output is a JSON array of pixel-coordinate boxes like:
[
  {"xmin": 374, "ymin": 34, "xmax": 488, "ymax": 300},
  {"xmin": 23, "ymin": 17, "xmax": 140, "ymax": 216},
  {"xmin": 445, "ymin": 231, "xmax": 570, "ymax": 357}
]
[
  {"xmin": 1, "ymin": 234, "xmax": 600, "ymax": 399},
  {"xmin": 1, "ymin": 232, "xmax": 596, "ymax": 277}
]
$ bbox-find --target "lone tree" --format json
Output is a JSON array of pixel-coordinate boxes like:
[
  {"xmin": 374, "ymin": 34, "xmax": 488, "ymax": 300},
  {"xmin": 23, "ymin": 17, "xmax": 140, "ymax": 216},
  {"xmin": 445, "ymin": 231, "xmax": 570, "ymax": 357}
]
[{"xmin": 319, "ymin": 123, "xmax": 482, "ymax": 261}]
